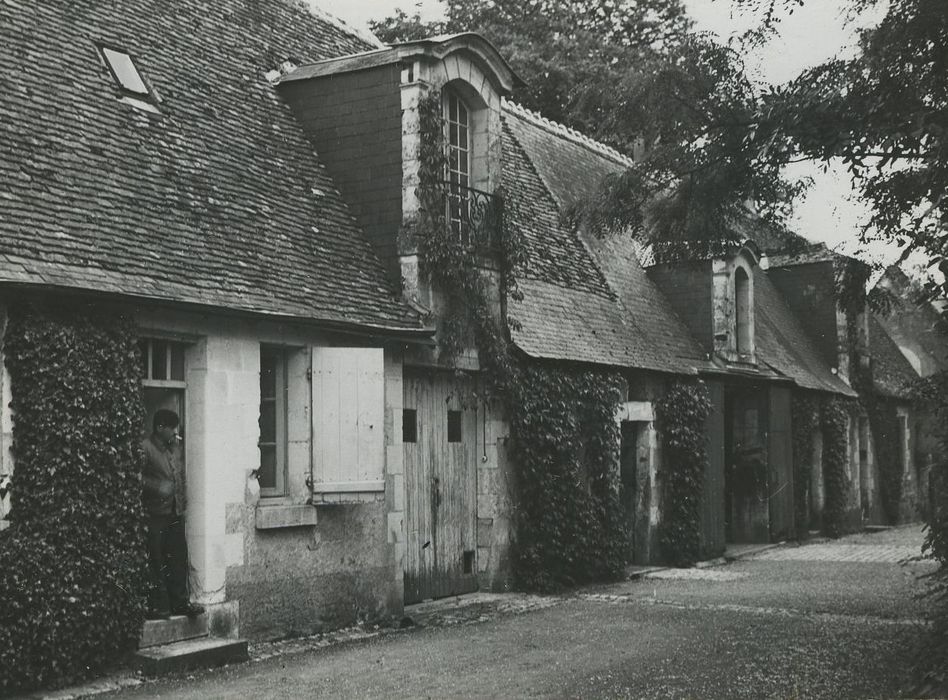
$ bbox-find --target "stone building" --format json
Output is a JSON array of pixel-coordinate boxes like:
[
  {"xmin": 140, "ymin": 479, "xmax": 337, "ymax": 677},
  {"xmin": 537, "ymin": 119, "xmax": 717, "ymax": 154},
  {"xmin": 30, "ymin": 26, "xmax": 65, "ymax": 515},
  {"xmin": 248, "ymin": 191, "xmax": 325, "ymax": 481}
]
[{"xmin": 0, "ymin": 0, "xmax": 936, "ymax": 668}]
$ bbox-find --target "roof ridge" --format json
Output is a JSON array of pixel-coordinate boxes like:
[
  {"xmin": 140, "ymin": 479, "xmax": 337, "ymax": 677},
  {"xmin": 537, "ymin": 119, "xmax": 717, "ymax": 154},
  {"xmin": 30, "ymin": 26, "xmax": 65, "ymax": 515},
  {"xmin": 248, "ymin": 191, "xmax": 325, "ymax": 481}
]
[
  {"xmin": 502, "ymin": 100, "xmax": 634, "ymax": 168},
  {"xmin": 302, "ymin": 2, "xmax": 386, "ymax": 49}
]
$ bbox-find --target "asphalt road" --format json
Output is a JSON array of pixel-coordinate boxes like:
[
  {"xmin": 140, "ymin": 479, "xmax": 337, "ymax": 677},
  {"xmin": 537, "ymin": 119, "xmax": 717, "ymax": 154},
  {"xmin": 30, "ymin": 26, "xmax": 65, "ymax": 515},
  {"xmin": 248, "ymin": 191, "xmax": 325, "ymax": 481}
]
[{"xmin": 100, "ymin": 526, "xmax": 934, "ymax": 699}]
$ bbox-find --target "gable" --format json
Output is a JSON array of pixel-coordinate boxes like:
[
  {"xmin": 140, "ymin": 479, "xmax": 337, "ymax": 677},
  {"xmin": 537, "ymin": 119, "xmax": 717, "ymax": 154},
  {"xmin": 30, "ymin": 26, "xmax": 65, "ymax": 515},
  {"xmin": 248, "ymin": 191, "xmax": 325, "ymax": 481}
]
[{"xmin": 0, "ymin": 0, "xmax": 422, "ymax": 333}]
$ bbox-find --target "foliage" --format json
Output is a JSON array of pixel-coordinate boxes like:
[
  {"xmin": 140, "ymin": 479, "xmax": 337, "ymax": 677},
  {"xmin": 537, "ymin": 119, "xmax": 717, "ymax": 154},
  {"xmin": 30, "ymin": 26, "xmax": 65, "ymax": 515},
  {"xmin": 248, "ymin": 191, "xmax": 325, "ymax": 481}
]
[
  {"xmin": 655, "ymin": 380, "xmax": 711, "ymax": 566},
  {"xmin": 791, "ymin": 393, "xmax": 820, "ymax": 539},
  {"xmin": 0, "ymin": 303, "xmax": 148, "ymax": 693},
  {"xmin": 732, "ymin": 0, "xmax": 948, "ymax": 299},
  {"xmin": 913, "ymin": 369, "xmax": 948, "ymax": 694},
  {"xmin": 507, "ymin": 364, "xmax": 631, "ymax": 590},
  {"xmin": 371, "ymin": 0, "xmax": 693, "ymax": 152},
  {"xmin": 407, "ymin": 88, "xmax": 629, "ymax": 589},
  {"xmin": 820, "ymin": 396, "xmax": 852, "ymax": 537},
  {"xmin": 406, "ymin": 90, "xmax": 524, "ymax": 384},
  {"xmin": 375, "ymin": 0, "xmax": 948, "ymax": 293}
]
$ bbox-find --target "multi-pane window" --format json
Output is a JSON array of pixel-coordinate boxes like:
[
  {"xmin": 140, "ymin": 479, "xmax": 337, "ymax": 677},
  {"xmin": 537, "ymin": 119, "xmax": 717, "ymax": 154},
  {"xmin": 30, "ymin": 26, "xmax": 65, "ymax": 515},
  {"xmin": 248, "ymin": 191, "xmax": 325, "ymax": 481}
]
[
  {"xmin": 445, "ymin": 89, "xmax": 471, "ymax": 240},
  {"xmin": 139, "ymin": 338, "xmax": 186, "ymax": 385},
  {"xmin": 259, "ymin": 346, "xmax": 288, "ymax": 497}
]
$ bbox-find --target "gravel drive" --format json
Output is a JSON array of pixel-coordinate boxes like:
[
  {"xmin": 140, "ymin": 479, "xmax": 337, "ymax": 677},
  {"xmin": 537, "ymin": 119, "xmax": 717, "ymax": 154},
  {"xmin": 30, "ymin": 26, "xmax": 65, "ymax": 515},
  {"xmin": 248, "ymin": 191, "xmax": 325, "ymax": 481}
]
[{"xmin": 94, "ymin": 525, "xmax": 932, "ymax": 699}]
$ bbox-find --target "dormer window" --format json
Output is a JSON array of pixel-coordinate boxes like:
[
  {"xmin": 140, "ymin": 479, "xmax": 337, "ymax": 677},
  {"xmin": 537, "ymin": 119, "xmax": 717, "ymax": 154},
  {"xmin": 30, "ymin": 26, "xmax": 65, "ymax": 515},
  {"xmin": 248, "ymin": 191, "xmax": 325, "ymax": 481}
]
[
  {"xmin": 712, "ymin": 249, "xmax": 757, "ymax": 364},
  {"xmin": 735, "ymin": 266, "xmax": 752, "ymax": 355},
  {"xmin": 98, "ymin": 44, "xmax": 159, "ymax": 112}
]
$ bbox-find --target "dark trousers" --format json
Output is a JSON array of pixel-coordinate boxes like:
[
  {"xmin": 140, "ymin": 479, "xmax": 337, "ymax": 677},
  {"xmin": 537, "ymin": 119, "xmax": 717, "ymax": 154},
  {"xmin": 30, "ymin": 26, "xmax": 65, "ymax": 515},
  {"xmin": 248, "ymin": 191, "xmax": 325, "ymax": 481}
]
[{"xmin": 146, "ymin": 513, "xmax": 190, "ymax": 613}]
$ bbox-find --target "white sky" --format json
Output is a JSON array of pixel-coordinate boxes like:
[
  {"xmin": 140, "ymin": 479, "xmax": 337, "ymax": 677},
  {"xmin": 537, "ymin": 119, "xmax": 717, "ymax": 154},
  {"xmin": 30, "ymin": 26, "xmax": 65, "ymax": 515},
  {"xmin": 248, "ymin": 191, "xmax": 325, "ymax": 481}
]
[{"xmin": 314, "ymin": 0, "xmax": 896, "ymax": 266}]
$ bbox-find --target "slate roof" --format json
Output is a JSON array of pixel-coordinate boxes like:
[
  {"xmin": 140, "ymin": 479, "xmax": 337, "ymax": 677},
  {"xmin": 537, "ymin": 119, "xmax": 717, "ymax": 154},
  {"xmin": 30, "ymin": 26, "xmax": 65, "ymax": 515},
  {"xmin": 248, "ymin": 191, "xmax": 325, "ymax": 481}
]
[
  {"xmin": 502, "ymin": 104, "xmax": 707, "ymax": 374},
  {"xmin": 502, "ymin": 102, "xmax": 864, "ymax": 396},
  {"xmin": 768, "ymin": 243, "xmax": 838, "ymax": 269},
  {"xmin": 873, "ymin": 266, "xmax": 948, "ymax": 374},
  {"xmin": 755, "ymin": 272, "xmax": 858, "ymax": 396},
  {"xmin": 869, "ymin": 312, "xmax": 920, "ymax": 399},
  {"xmin": 0, "ymin": 0, "xmax": 424, "ymax": 333}
]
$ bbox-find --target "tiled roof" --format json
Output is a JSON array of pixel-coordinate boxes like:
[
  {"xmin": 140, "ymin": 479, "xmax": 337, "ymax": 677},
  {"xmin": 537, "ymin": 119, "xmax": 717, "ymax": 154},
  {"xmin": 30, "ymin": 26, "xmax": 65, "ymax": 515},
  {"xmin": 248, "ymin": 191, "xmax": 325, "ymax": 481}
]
[
  {"xmin": 873, "ymin": 266, "xmax": 948, "ymax": 375},
  {"xmin": 501, "ymin": 121, "xmax": 613, "ymax": 297},
  {"xmin": 503, "ymin": 102, "xmax": 632, "ymax": 208},
  {"xmin": 755, "ymin": 272, "xmax": 857, "ymax": 396},
  {"xmin": 869, "ymin": 312, "xmax": 920, "ymax": 399},
  {"xmin": 502, "ymin": 106, "xmax": 706, "ymax": 374},
  {"xmin": 635, "ymin": 216, "xmax": 812, "ymax": 268},
  {"xmin": 0, "ymin": 0, "xmax": 424, "ymax": 333},
  {"xmin": 768, "ymin": 243, "xmax": 838, "ymax": 269}
]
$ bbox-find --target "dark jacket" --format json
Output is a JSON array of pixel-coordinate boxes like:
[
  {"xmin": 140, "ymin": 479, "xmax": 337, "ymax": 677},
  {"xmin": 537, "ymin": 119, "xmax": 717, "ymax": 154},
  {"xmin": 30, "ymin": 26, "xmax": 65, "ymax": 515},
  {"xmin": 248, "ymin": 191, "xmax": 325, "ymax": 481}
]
[{"xmin": 142, "ymin": 435, "xmax": 177, "ymax": 516}]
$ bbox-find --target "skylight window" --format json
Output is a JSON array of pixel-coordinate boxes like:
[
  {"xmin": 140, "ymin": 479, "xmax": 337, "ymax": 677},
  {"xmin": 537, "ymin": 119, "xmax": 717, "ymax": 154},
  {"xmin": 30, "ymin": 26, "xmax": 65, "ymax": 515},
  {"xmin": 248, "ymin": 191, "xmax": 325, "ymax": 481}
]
[{"xmin": 99, "ymin": 45, "xmax": 152, "ymax": 99}]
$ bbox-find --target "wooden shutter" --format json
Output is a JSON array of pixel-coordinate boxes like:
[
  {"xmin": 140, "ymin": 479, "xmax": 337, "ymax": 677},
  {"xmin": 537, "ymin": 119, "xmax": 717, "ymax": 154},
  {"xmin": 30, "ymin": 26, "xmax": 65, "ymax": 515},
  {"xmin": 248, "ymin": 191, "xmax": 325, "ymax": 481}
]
[{"xmin": 311, "ymin": 347, "xmax": 385, "ymax": 492}]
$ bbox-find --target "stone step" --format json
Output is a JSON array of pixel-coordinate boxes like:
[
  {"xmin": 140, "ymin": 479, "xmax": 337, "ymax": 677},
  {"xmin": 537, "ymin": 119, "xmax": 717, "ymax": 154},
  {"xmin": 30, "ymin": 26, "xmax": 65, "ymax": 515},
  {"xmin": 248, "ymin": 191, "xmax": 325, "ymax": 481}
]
[
  {"xmin": 134, "ymin": 636, "xmax": 249, "ymax": 676},
  {"xmin": 140, "ymin": 613, "xmax": 209, "ymax": 648}
]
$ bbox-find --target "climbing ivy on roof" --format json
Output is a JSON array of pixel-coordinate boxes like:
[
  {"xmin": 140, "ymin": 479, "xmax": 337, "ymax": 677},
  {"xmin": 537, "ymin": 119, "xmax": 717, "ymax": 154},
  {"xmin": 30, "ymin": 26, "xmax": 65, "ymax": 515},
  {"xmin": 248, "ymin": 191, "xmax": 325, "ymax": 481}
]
[{"xmin": 0, "ymin": 302, "xmax": 148, "ymax": 694}]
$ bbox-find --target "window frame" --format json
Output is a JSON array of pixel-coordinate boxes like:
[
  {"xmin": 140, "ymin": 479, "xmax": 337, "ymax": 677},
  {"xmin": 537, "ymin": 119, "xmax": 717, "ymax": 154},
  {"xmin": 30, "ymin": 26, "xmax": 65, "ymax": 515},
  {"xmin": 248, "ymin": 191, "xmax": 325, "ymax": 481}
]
[
  {"xmin": 96, "ymin": 42, "xmax": 160, "ymax": 111},
  {"xmin": 734, "ymin": 266, "xmax": 752, "ymax": 357},
  {"xmin": 444, "ymin": 88, "xmax": 472, "ymax": 240},
  {"xmin": 258, "ymin": 345, "xmax": 289, "ymax": 499},
  {"xmin": 139, "ymin": 337, "xmax": 187, "ymax": 389}
]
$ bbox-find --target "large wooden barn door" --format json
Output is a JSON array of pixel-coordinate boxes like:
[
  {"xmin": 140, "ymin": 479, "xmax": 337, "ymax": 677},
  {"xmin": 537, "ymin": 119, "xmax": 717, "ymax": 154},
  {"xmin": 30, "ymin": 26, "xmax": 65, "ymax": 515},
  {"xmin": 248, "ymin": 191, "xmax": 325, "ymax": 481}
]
[{"xmin": 403, "ymin": 370, "xmax": 478, "ymax": 604}]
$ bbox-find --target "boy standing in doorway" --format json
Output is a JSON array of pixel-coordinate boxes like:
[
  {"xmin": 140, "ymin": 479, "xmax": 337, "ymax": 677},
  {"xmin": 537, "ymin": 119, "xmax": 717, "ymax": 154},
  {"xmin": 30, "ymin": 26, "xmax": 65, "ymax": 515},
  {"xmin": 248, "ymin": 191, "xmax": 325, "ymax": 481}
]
[{"xmin": 142, "ymin": 409, "xmax": 205, "ymax": 619}]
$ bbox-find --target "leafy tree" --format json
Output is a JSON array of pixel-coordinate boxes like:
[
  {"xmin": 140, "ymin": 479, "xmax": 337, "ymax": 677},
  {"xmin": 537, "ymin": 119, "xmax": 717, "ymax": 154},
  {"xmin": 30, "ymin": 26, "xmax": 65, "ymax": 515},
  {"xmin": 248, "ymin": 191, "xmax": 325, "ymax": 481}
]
[
  {"xmin": 371, "ymin": 0, "xmax": 693, "ymax": 142},
  {"xmin": 374, "ymin": 0, "xmax": 948, "ymax": 294},
  {"xmin": 372, "ymin": 1, "xmax": 807, "ymax": 255},
  {"xmin": 736, "ymin": 0, "xmax": 948, "ymax": 295}
]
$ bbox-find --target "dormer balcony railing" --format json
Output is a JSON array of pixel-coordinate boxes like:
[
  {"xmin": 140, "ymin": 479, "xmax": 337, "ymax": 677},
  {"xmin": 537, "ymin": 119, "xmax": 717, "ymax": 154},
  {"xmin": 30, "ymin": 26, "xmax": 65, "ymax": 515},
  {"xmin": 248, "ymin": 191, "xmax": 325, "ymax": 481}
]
[{"xmin": 438, "ymin": 180, "xmax": 502, "ymax": 251}]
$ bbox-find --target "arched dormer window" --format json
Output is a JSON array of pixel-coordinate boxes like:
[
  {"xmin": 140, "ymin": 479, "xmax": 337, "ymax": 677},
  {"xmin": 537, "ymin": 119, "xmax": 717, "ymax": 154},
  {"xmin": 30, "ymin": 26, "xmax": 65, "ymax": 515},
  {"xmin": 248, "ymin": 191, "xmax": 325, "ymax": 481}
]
[
  {"xmin": 735, "ymin": 266, "xmax": 752, "ymax": 356},
  {"xmin": 444, "ymin": 88, "xmax": 472, "ymax": 240}
]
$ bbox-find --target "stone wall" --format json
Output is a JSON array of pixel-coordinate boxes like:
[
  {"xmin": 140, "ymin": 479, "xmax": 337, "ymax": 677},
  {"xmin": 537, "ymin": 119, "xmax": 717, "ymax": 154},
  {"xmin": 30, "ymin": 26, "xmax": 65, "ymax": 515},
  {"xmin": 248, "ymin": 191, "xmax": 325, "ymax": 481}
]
[{"xmin": 134, "ymin": 306, "xmax": 404, "ymax": 640}]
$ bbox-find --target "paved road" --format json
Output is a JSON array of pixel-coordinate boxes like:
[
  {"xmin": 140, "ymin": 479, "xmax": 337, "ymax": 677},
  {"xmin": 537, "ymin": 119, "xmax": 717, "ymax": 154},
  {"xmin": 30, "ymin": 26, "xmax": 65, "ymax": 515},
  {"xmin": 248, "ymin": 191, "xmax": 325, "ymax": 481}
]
[{"xmin": 100, "ymin": 525, "xmax": 935, "ymax": 699}]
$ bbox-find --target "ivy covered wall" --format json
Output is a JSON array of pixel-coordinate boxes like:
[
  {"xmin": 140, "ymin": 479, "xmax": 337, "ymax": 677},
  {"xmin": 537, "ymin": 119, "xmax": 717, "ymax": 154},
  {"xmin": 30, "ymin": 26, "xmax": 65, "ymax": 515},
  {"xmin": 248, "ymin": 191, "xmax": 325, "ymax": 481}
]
[{"xmin": 0, "ymin": 301, "xmax": 148, "ymax": 694}]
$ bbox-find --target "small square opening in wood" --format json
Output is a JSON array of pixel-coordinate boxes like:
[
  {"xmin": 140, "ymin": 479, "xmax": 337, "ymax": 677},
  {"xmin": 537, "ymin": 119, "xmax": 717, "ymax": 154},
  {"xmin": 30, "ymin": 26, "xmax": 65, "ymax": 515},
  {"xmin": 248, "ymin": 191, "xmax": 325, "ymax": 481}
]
[
  {"xmin": 403, "ymin": 409, "xmax": 417, "ymax": 444},
  {"xmin": 447, "ymin": 410, "xmax": 462, "ymax": 443}
]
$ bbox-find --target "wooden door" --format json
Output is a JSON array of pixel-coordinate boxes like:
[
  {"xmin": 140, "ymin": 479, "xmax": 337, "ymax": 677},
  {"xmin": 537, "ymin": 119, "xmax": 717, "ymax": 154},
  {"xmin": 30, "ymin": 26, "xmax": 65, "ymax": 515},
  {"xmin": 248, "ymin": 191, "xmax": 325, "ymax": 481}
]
[{"xmin": 403, "ymin": 370, "xmax": 478, "ymax": 603}]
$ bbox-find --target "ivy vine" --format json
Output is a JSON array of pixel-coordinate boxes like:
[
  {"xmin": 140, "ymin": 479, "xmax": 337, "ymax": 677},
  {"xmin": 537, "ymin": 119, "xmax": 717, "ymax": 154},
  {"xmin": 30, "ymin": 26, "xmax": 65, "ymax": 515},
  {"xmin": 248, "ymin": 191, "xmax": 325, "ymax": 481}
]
[
  {"xmin": 791, "ymin": 393, "xmax": 820, "ymax": 539},
  {"xmin": 655, "ymin": 380, "xmax": 711, "ymax": 566},
  {"xmin": 508, "ymin": 364, "xmax": 630, "ymax": 590},
  {"xmin": 820, "ymin": 396, "xmax": 853, "ymax": 537},
  {"xmin": 409, "ymin": 88, "xmax": 630, "ymax": 588},
  {"xmin": 0, "ymin": 302, "xmax": 148, "ymax": 693}
]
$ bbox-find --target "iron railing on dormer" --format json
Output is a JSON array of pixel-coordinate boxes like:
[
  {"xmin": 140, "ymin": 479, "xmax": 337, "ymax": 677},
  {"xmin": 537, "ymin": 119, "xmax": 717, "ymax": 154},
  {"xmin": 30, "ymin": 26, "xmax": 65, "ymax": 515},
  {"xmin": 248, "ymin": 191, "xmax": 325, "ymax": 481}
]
[{"xmin": 436, "ymin": 180, "xmax": 502, "ymax": 250}]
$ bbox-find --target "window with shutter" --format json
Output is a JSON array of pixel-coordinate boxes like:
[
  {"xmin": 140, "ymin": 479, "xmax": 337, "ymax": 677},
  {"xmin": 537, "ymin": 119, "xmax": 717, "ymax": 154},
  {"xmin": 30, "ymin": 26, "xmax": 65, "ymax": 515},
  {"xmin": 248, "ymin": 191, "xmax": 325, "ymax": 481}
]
[{"xmin": 311, "ymin": 347, "xmax": 385, "ymax": 493}]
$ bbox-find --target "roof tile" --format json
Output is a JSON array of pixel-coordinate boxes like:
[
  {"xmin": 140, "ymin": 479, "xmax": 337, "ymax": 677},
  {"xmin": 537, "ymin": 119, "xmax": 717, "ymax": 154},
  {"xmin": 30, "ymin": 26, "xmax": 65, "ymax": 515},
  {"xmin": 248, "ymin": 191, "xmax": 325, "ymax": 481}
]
[{"xmin": 0, "ymin": 0, "xmax": 422, "ymax": 332}]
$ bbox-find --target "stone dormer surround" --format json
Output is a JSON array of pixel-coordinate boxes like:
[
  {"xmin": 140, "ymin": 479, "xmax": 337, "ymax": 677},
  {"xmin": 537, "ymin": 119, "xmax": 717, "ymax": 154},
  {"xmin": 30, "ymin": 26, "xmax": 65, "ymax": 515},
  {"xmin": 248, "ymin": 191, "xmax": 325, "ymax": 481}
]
[
  {"xmin": 712, "ymin": 245, "xmax": 759, "ymax": 365},
  {"xmin": 395, "ymin": 35, "xmax": 520, "ymax": 311}
]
